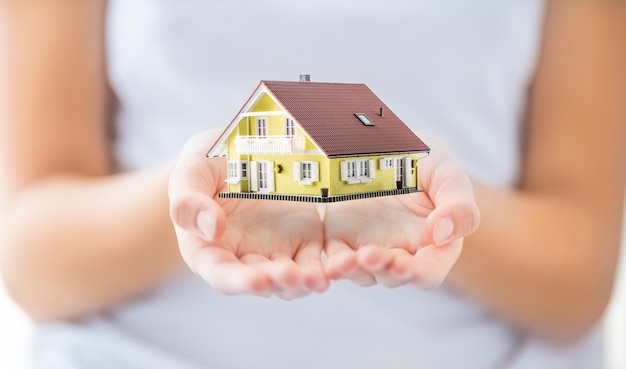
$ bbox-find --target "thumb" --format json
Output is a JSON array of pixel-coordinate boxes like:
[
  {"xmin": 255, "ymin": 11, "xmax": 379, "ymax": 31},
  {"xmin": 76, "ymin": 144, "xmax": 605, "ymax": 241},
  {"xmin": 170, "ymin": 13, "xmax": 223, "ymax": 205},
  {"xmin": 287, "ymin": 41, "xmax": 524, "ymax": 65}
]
[
  {"xmin": 168, "ymin": 131, "xmax": 228, "ymax": 241},
  {"xmin": 416, "ymin": 136, "xmax": 480, "ymax": 246}
]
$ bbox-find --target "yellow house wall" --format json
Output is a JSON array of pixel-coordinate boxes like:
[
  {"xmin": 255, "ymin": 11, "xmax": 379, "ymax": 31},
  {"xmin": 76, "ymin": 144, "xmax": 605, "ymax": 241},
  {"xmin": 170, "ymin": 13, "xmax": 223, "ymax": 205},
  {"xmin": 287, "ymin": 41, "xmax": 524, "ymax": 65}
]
[
  {"xmin": 227, "ymin": 118, "xmax": 248, "ymax": 158},
  {"xmin": 227, "ymin": 153, "xmax": 422, "ymax": 196},
  {"xmin": 252, "ymin": 94, "xmax": 284, "ymax": 136},
  {"xmin": 253, "ymin": 94, "xmax": 279, "ymax": 112},
  {"xmin": 328, "ymin": 154, "xmax": 420, "ymax": 196},
  {"xmin": 242, "ymin": 154, "xmax": 329, "ymax": 196}
]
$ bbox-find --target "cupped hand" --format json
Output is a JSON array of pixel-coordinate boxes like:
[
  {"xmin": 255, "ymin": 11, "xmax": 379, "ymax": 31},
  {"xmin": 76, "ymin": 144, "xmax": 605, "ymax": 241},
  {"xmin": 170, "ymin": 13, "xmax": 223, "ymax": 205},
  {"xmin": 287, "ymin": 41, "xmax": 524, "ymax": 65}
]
[
  {"xmin": 169, "ymin": 131, "xmax": 329, "ymax": 299},
  {"xmin": 323, "ymin": 136, "xmax": 480, "ymax": 289}
]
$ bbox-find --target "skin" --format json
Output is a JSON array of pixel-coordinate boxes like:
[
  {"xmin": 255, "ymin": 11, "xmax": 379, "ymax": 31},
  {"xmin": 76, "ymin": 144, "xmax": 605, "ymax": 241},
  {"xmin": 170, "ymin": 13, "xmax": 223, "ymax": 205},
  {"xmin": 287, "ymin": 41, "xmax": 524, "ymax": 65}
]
[
  {"xmin": 0, "ymin": 0, "xmax": 624, "ymax": 345},
  {"xmin": 0, "ymin": 0, "xmax": 182, "ymax": 321}
]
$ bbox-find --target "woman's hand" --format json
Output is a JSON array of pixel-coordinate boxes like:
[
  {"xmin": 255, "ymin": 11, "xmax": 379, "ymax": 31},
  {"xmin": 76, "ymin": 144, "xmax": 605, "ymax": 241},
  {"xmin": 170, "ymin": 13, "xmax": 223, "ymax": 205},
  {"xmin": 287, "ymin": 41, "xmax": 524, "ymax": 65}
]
[
  {"xmin": 323, "ymin": 136, "xmax": 480, "ymax": 289},
  {"xmin": 169, "ymin": 131, "xmax": 329, "ymax": 300},
  {"xmin": 170, "ymin": 132, "xmax": 479, "ymax": 297}
]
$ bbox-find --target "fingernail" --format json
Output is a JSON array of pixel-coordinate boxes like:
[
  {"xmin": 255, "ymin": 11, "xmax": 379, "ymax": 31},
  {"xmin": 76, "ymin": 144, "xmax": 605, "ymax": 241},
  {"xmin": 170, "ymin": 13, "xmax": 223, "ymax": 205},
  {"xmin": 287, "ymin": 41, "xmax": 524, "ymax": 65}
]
[
  {"xmin": 434, "ymin": 217, "xmax": 454, "ymax": 245},
  {"xmin": 196, "ymin": 210, "xmax": 216, "ymax": 240}
]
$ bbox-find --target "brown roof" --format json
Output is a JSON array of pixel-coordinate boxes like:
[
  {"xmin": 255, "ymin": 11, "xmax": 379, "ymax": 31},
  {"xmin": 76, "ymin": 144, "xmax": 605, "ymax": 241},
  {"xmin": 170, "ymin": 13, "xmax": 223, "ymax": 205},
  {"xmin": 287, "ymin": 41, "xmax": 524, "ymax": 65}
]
[{"xmin": 262, "ymin": 81, "xmax": 429, "ymax": 157}]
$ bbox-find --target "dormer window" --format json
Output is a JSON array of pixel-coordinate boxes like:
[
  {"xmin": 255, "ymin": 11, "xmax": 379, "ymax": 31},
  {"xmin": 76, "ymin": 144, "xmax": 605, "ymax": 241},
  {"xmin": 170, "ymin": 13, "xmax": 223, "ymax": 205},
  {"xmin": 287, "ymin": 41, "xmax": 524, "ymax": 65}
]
[{"xmin": 355, "ymin": 113, "xmax": 375, "ymax": 126}]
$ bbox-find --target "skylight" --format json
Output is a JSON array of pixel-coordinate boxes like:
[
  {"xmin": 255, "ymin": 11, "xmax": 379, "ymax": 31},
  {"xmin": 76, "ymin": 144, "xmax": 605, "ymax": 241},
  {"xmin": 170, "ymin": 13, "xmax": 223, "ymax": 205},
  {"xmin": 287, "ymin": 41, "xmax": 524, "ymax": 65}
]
[{"xmin": 355, "ymin": 113, "xmax": 375, "ymax": 126}]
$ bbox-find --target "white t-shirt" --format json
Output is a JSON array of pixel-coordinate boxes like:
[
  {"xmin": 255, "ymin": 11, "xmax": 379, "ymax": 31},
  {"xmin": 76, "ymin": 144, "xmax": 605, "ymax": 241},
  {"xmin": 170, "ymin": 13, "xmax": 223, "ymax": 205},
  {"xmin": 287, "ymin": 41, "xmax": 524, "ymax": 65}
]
[{"xmin": 33, "ymin": 1, "xmax": 603, "ymax": 369}]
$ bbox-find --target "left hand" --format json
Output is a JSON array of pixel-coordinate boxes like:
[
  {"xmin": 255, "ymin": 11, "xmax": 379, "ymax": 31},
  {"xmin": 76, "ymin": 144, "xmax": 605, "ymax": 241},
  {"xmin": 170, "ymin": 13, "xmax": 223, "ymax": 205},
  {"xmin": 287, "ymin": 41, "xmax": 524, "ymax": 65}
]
[
  {"xmin": 323, "ymin": 136, "xmax": 480, "ymax": 289},
  {"xmin": 169, "ymin": 131, "xmax": 328, "ymax": 300}
]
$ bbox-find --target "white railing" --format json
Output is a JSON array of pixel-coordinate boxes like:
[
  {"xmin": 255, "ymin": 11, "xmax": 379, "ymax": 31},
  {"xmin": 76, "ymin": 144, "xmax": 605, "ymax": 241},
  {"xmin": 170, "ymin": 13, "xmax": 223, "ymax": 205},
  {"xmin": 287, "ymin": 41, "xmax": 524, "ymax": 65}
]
[{"xmin": 235, "ymin": 135, "xmax": 305, "ymax": 154}]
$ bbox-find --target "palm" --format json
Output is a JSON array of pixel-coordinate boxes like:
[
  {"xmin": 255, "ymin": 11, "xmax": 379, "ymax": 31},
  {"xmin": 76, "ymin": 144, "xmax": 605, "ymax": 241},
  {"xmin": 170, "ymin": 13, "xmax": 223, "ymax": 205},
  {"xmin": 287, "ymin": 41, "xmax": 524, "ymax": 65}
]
[
  {"xmin": 218, "ymin": 199, "xmax": 323, "ymax": 264},
  {"xmin": 325, "ymin": 195, "xmax": 433, "ymax": 254}
]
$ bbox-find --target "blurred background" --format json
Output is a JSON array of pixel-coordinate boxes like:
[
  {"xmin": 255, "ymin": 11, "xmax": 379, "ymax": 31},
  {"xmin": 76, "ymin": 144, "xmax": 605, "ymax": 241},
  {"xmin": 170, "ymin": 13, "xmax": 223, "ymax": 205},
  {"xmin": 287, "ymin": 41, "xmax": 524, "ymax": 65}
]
[{"xmin": 1, "ymin": 199, "xmax": 625, "ymax": 368}]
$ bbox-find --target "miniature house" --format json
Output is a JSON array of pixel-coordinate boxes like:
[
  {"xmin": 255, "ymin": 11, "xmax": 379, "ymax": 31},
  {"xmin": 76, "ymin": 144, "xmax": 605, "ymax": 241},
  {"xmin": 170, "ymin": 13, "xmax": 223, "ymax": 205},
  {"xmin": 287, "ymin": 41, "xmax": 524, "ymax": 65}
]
[{"xmin": 207, "ymin": 76, "xmax": 430, "ymax": 203}]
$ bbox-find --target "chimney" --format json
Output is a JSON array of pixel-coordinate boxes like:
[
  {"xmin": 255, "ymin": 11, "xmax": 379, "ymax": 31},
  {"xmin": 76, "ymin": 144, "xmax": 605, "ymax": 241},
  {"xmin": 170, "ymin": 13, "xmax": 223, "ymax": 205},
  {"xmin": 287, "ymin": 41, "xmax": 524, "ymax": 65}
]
[{"xmin": 299, "ymin": 74, "xmax": 311, "ymax": 82}]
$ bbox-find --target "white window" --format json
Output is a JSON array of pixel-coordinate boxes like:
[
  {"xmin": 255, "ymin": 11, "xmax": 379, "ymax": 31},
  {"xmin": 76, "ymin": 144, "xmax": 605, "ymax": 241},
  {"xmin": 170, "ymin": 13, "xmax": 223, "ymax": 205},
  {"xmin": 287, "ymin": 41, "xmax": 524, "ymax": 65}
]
[
  {"xmin": 302, "ymin": 162, "xmax": 313, "ymax": 180},
  {"xmin": 345, "ymin": 161, "xmax": 357, "ymax": 181},
  {"xmin": 228, "ymin": 161, "xmax": 240, "ymax": 183},
  {"xmin": 284, "ymin": 117, "xmax": 295, "ymax": 136},
  {"xmin": 341, "ymin": 159, "xmax": 375, "ymax": 184},
  {"xmin": 256, "ymin": 117, "xmax": 268, "ymax": 136},
  {"xmin": 293, "ymin": 161, "xmax": 319, "ymax": 185},
  {"xmin": 354, "ymin": 113, "xmax": 375, "ymax": 126},
  {"xmin": 380, "ymin": 158, "xmax": 394, "ymax": 169},
  {"xmin": 227, "ymin": 160, "xmax": 250, "ymax": 183},
  {"xmin": 240, "ymin": 161, "xmax": 249, "ymax": 180},
  {"xmin": 358, "ymin": 160, "xmax": 369, "ymax": 178}
]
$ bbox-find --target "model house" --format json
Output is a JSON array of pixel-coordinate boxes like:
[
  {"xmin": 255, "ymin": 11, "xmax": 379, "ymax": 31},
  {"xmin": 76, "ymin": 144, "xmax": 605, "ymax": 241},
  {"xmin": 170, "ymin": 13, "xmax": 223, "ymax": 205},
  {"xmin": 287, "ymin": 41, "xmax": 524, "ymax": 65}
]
[{"xmin": 207, "ymin": 76, "xmax": 430, "ymax": 203}]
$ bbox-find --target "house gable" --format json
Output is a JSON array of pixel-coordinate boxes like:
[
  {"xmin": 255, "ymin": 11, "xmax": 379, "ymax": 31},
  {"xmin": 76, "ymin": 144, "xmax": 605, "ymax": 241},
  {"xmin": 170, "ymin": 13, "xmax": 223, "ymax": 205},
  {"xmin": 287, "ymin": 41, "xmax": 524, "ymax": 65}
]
[{"xmin": 209, "ymin": 83, "xmax": 325, "ymax": 157}]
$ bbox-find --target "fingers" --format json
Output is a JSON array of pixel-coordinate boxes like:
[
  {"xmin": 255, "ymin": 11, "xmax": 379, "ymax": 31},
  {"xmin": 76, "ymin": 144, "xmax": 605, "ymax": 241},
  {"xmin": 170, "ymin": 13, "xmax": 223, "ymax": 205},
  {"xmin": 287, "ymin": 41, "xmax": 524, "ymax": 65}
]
[
  {"xmin": 185, "ymin": 234, "xmax": 328, "ymax": 299},
  {"xmin": 294, "ymin": 242, "xmax": 330, "ymax": 293},
  {"xmin": 241, "ymin": 253, "xmax": 305, "ymax": 299},
  {"xmin": 357, "ymin": 246, "xmax": 413, "ymax": 288},
  {"xmin": 325, "ymin": 241, "xmax": 463, "ymax": 290},
  {"xmin": 188, "ymin": 234, "xmax": 459, "ymax": 296},
  {"xmin": 187, "ymin": 244, "xmax": 272, "ymax": 295},
  {"xmin": 409, "ymin": 239, "xmax": 463, "ymax": 289},
  {"xmin": 356, "ymin": 246, "xmax": 452, "ymax": 289},
  {"xmin": 324, "ymin": 240, "xmax": 376, "ymax": 286}
]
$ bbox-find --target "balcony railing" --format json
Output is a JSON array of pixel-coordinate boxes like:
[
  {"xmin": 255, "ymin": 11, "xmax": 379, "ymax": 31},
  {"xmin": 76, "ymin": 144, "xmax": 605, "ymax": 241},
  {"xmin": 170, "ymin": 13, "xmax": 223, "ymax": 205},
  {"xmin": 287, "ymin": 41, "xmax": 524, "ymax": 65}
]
[{"xmin": 235, "ymin": 135, "xmax": 305, "ymax": 154}]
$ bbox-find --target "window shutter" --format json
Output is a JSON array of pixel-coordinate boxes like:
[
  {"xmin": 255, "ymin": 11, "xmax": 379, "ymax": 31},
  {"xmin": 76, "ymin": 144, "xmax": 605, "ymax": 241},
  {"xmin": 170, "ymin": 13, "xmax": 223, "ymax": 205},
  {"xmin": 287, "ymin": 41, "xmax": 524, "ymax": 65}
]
[
  {"xmin": 311, "ymin": 162, "xmax": 319, "ymax": 182},
  {"xmin": 404, "ymin": 157, "xmax": 413, "ymax": 187},
  {"xmin": 340, "ymin": 161, "xmax": 348, "ymax": 181},
  {"xmin": 268, "ymin": 161, "xmax": 275, "ymax": 192},
  {"xmin": 369, "ymin": 160, "xmax": 376, "ymax": 179},
  {"xmin": 379, "ymin": 158, "xmax": 389, "ymax": 169},
  {"xmin": 234, "ymin": 161, "xmax": 241, "ymax": 181},
  {"xmin": 293, "ymin": 162, "xmax": 301, "ymax": 181},
  {"xmin": 250, "ymin": 161, "xmax": 258, "ymax": 191}
]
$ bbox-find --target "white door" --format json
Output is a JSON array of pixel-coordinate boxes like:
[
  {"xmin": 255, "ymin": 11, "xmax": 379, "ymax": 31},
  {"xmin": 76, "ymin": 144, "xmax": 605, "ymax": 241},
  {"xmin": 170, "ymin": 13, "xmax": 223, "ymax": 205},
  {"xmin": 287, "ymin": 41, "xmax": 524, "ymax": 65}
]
[
  {"xmin": 257, "ymin": 161, "xmax": 274, "ymax": 193},
  {"xmin": 395, "ymin": 157, "xmax": 404, "ymax": 188}
]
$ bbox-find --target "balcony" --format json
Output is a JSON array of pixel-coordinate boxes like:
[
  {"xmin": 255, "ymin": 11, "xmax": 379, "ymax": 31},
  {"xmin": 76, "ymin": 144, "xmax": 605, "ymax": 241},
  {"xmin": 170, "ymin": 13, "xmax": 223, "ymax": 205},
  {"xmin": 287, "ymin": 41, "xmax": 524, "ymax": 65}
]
[{"xmin": 235, "ymin": 135, "xmax": 305, "ymax": 154}]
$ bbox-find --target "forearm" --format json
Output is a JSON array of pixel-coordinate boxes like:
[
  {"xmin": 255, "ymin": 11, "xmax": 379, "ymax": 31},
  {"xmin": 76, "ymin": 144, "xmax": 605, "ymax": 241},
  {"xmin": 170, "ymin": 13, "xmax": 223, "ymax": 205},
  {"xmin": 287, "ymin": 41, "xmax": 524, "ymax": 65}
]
[
  {"xmin": 448, "ymin": 0, "xmax": 626, "ymax": 341},
  {"xmin": 448, "ymin": 180, "xmax": 624, "ymax": 340},
  {"xmin": 0, "ymin": 162, "xmax": 182, "ymax": 322}
]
